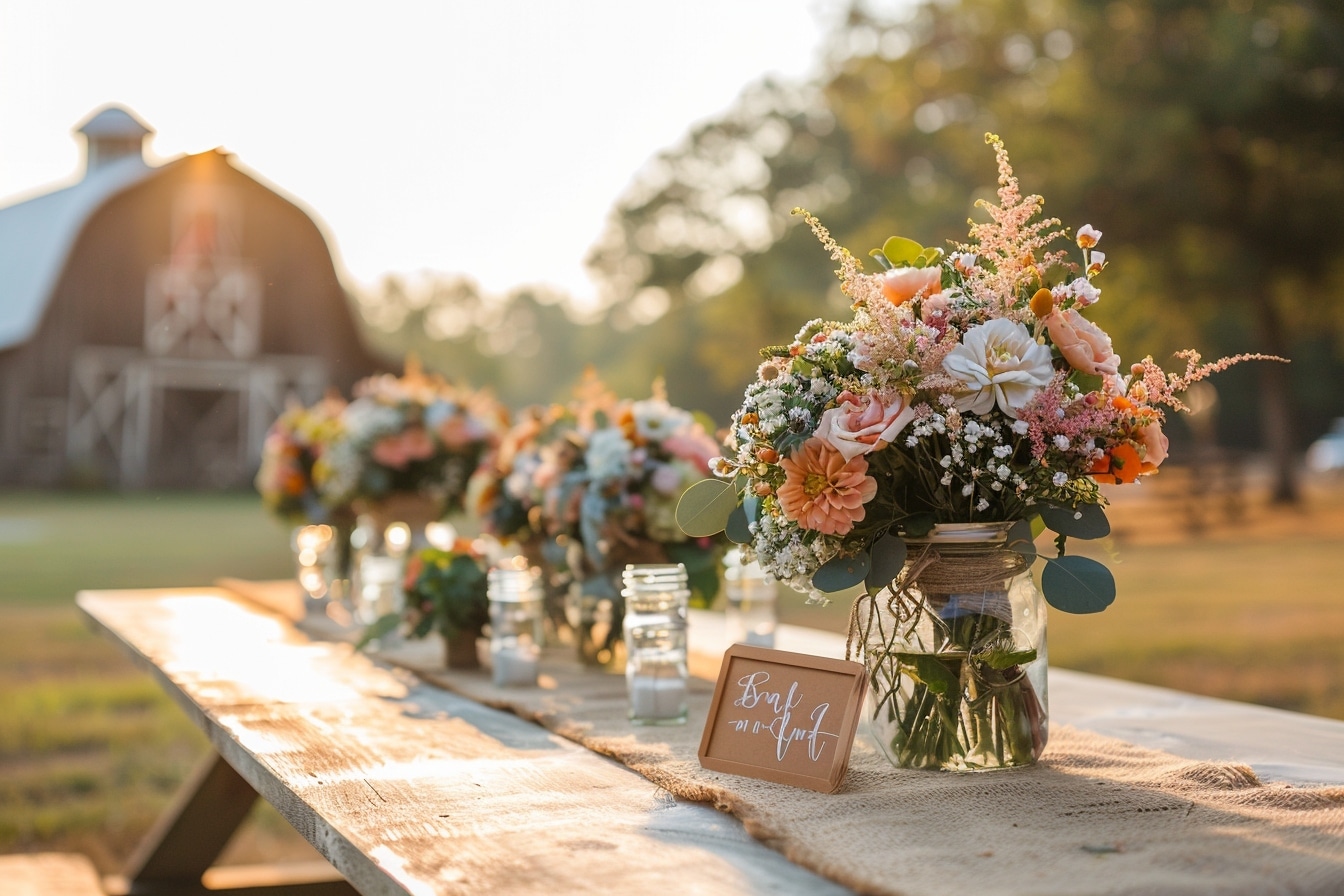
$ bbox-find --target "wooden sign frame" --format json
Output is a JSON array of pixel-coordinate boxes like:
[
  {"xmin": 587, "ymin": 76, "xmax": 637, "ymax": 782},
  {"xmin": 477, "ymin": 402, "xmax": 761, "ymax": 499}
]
[{"xmin": 698, "ymin": 644, "xmax": 868, "ymax": 793}]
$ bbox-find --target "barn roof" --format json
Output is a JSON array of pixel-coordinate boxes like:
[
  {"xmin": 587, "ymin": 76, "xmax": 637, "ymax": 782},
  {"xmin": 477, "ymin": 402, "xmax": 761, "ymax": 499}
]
[{"xmin": 0, "ymin": 153, "xmax": 161, "ymax": 351}]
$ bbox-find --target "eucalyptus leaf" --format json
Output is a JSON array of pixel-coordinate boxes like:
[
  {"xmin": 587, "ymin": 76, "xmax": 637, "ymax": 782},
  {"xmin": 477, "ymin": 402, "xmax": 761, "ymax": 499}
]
[
  {"xmin": 900, "ymin": 512, "xmax": 936, "ymax": 538},
  {"xmin": 725, "ymin": 503, "xmax": 753, "ymax": 544},
  {"xmin": 675, "ymin": 479, "xmax": 737, "ymax": 537},
  {"xmin": 1040, "ymin": 503, "xmax": 1111, "ymax": 540},
  {"xmin": 812, "ymin": 551, "xmax": 871, "ymax": 593},
  {"xmin": 1005, "ymin": 519, "xmax": 1037, "ymax": 564},
  {"xmin": 979, "ymin": 646, "xmax": 1038, "ymax": 670},
  {"xmin": 867, "ymin": 534, "xmax": 908, "ymax": 591},
  {"xmin": 354, "ymin": 612, "xmax": 401, "ymax": 651},
  {"xmin": 1041, "ymin": 555, "xmax": 1116, "ymax": 614},
  {"xmin": 881, "ymin": 236, "xmax": 925, "ymax": 266},
  {"xmin": 895, "ymin": 652, "xmax": 958, "ymax": 696}
]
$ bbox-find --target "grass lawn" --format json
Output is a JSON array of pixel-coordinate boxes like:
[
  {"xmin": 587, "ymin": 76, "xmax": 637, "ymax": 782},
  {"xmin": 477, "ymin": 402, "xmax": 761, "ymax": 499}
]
[
  {"xmin": 2, "ymin": 477, "xmax": 1342, "ymax": 871},
  {"xmin": 0, "ymin": 491, "xmax": 315, "ymax": 870}
]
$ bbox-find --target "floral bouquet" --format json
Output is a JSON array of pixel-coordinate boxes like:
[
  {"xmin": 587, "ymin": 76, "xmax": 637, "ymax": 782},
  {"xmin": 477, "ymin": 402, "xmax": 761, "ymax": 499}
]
[
  {"xmin": 565, "ymin": 381, "xmax": 725, "ymax": 664},
  {"xmin": 315, "ymin": 359, "xmax": 506, "ymax": 525},
  {"xmin": 255, "ymin": 394, "xmax": 348, "ymax": 525},
  {"xmin": 466, "ymin": 371, "xmax": 621, "ymax": 636},
  {"xmin": 677, "ymin": 134, "xmax": 1277, "ymax": 770},
  {"xmin": 358, "ymin": 539, "xmax": 489, "ymax": 670}
]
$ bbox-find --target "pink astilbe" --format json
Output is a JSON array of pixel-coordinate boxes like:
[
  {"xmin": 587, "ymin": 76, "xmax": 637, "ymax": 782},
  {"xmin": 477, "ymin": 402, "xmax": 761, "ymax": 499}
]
[
  {"xmin": 957, "ymin": 134, "xmax": 1067, "ymax": 314},
  {"xmin": 792, "ymin": 207, "xmax": 886, "ymax": 309},
  {"xmin": 1130, "ymin": 350, "xmax": 1288, "ymax": 413},
  {"xmin": 1015, "ymin": 375, "xmax": 1122, "ymax": 461}
]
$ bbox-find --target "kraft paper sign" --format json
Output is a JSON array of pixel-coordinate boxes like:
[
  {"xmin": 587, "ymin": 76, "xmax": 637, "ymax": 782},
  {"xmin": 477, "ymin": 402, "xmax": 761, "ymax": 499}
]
[{"xmin": 698, "ymin": 644, "xmax": 868, "ymax": 793}]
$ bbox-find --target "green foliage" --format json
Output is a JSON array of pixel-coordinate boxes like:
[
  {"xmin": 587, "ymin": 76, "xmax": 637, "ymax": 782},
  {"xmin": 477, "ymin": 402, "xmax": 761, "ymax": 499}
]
[
  {"xmin": 403, "ymin": 549, "xmax": 489, "ymax": 640},
  {"xmin": 812, "ymin": 550, "xmax": 872, "ymax": 593},
  {"xmin": 1040, "ymin": 504, "xmax": 1112, "ymax": 541},
  {"xmin": 1041, "ymin": 554, "xmax": 1118, "ymax": 614},
  {"xmin": 674, "ymin": 478, "xmax": 738, "ymax": 537},
  {"xmin": 866, "ymin": 533, "xmax": 909, "ymax": 591}
]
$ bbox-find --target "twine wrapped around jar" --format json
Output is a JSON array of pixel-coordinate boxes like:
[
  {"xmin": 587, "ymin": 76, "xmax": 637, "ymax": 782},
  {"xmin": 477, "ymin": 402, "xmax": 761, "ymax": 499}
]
[{"xmin": 847, "ymin": 544, "xmax": 1031, "ymax": 660}]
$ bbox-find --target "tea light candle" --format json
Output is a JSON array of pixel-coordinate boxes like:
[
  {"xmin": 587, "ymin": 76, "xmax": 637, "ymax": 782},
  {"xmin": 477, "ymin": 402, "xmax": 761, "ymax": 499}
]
[
  {"xmin": 491, "ymin": 643, "xmax": 539, "ymax": 688},
  {"xmin": 628, "ymin": 664, "xmax": 688, "ymax": 723}
]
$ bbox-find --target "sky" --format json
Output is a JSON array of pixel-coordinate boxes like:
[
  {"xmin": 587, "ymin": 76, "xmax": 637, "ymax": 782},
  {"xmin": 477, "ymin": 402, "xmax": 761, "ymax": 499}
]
[{"xmin": 0, "ymin": 1, "xmax": 840, "ymax": 307}]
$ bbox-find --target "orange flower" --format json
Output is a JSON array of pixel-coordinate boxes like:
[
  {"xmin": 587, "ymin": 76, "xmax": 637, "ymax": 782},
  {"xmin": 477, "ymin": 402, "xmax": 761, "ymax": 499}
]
[
  {"xmin": 776, "ymin": 439, "xmax": 877, "ymax": 535},
  {"xmin": 1090, "ymin": 442, "xmax": 1143, "ymax": 485},
  {"xmin": 880, "ymin": 266, "xmax": 942, "ymax": 305}
]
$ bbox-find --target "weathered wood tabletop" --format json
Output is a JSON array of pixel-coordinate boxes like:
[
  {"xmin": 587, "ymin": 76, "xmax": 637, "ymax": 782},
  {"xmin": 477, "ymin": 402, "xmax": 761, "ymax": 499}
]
[
  {"xmin": 76, "ymin": 587, "xmax": 854, "ymax": 896},
  {"xmin": 78, "ymin": 585, "xmax": 1344, "ymax": 896}
]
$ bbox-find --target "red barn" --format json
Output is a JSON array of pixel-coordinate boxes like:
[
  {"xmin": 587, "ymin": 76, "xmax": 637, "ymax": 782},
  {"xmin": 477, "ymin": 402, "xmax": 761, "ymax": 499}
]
[{"xmin": 0, "ymin": 105, "xmax": 384, "ymax": 488}]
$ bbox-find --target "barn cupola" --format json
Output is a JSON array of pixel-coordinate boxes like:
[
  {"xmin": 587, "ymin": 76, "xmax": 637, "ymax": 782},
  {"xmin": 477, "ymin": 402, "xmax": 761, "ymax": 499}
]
[{"xmin": 75, "ymin": 105, "xmax": 153, "ymax": 176}]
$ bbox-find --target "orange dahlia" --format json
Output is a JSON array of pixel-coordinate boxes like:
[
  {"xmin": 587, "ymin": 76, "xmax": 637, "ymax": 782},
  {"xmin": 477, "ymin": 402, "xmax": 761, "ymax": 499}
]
[{"xmin": 776, "ymin": 438, "xmax": 877, "ymax": 535}]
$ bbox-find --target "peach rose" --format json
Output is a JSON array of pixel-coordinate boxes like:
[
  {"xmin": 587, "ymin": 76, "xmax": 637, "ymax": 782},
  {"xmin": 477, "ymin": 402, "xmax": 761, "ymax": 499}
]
[
  {"xmin": 880, "ymin": 266, "xmax": 942, "ymax": 305},
  {"xmin": 1043, "ymin": 308, "xmax": 1121, "ymax": 377},
  {"xmin": 1136, "ymin": 422, "xmax": 1168, "ymax": 471},
  {"xmin": 777, "ymin": 439, "xmax": 877, "ymax": 535},
  {"xmin": 814, "ymin": 390, "xmax": 917, "ymax": 461}
]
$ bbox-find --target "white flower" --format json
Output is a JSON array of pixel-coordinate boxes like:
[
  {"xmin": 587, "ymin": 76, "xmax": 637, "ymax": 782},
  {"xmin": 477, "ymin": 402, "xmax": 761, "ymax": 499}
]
[
  {"xmin": 942, "ymin": 319, "xmax": 1054, "ymax": 418},
  {"xmin": 1076, "ymin": 224, "xmax": 1102, "ymax": 248},
  {"xmin": 631, "ymin": 398, "xmax": 693, "ymax": 443},
  {"xmin": 1012, "ymin": 419, "xmax": 1030, "ymax": 435},
  {"xmin": 1053, "ymin": 435, "xmax": 1071, "ymax": 450},
  {"xmin": 1052, "ymin": 472, "xmax": 1069, "ymax": 487},
  {"xmin": 1066, "ymin": 277, "xmax": 1101, "ymax": 306}
]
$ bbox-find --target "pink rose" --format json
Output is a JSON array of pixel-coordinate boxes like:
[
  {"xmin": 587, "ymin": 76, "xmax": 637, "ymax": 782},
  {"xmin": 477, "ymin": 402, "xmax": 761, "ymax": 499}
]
[
  {"xmin": 1043, "ymin": 308, "xmax": 1121, "ymax": 377},
  {"xmin": 1137, "ymin": 422, "xmax": 1168, "ymax": 471},
  {"xmin": 880, "ymin": 266, "xmax": 942, "ymax": 305},
  {"xmin": 371, "ymin": 426, "xmax": 435, "ymax": 469},
  {"xmin": 661, "ymin": 428, "xmax": 720, "ymax": 473},
  {"xmin": 921, "ymin": 292, "xmax": 951, "ymax": 326},
  {"xmin": 650, "ymin": 463, "xmax": 684, "ymax": 495},
  {"xmin": 815, "ymin": 390, "xmax": 917, "ymax": 461}
]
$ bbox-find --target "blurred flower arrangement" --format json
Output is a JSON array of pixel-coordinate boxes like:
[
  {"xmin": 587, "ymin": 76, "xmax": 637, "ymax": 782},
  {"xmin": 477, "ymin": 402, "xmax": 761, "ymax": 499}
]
[
  {"xmin": 575, "ymin": 379, "xmax": 726, "ymax": 608},
  {"xmin": 255, "ymin": 394, "xmax": 348, "ymax": 524},
  {"xmin": 467, "ymin": 372, "xmax": 725, "ymax": 663},
  {"xmin": 678, "ymin": 134, "xmax": 1278, "ymax": 770},
  {"xmin": 315, "ymin": 359, "xmax": 506, "ymax": 519}
]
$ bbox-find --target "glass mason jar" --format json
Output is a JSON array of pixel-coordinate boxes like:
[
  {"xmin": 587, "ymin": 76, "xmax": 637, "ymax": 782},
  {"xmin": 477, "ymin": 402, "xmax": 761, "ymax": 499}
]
[
  {"xmin": 487, "ymin": 565, "xmax": 543, "ymax": 688},
  {"xmin": 565, "ymin": 577, "xmax": 624, "ymax": 669},
  {"xmin": 862, "ymin": 525, "xmax": 1048, "ymax": 771},
  {"xmin": 723, "ymin": 548, "xmax": 778, "ymax": 648},
  {"xmin": 621, "ymin": 564, "xmax": 690, "ymax": 725}
]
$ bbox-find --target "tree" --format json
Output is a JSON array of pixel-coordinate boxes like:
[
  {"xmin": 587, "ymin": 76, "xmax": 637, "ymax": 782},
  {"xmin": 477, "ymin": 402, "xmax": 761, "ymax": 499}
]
[{"xmin": 590, "ymin": 0, "xmax": 1344, "ymax": 501}]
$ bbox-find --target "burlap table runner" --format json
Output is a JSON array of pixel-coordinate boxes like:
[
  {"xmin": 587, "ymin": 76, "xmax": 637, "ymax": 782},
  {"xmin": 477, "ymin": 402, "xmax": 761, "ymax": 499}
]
[{"xmin": 370, "ymin": 642, "xmax": 1344, "ymax": 896}]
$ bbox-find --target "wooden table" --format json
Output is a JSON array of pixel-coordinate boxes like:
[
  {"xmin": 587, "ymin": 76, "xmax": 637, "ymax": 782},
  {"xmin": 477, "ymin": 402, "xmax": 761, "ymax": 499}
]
[{"xmin": 77, "ymin": 586, "xmax": 1344, "ymax": 896}]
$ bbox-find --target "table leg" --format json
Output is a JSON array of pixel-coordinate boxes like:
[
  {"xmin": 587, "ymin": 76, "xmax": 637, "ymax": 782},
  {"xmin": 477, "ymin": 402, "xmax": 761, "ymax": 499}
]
[{"xmin": 110, "ymin": 752, "xmax": 356, "ymax": 896}]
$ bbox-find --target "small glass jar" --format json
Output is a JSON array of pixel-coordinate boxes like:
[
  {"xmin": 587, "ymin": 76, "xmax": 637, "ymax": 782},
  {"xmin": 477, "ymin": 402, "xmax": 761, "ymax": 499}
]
[
  {"xmin": 487, "ymin": 564, "xmax": 544, "ymax": 688},
  {"xmin": 292, "ymin": 524, "xmax": 337, "ymax": 612},
  {"xmin": 621, "ymin": 564, "xmax": 690, "ymax": 725},
  {"xmin": 723, "ymin": 548, "xmax": 778, "ymax": 648}
]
